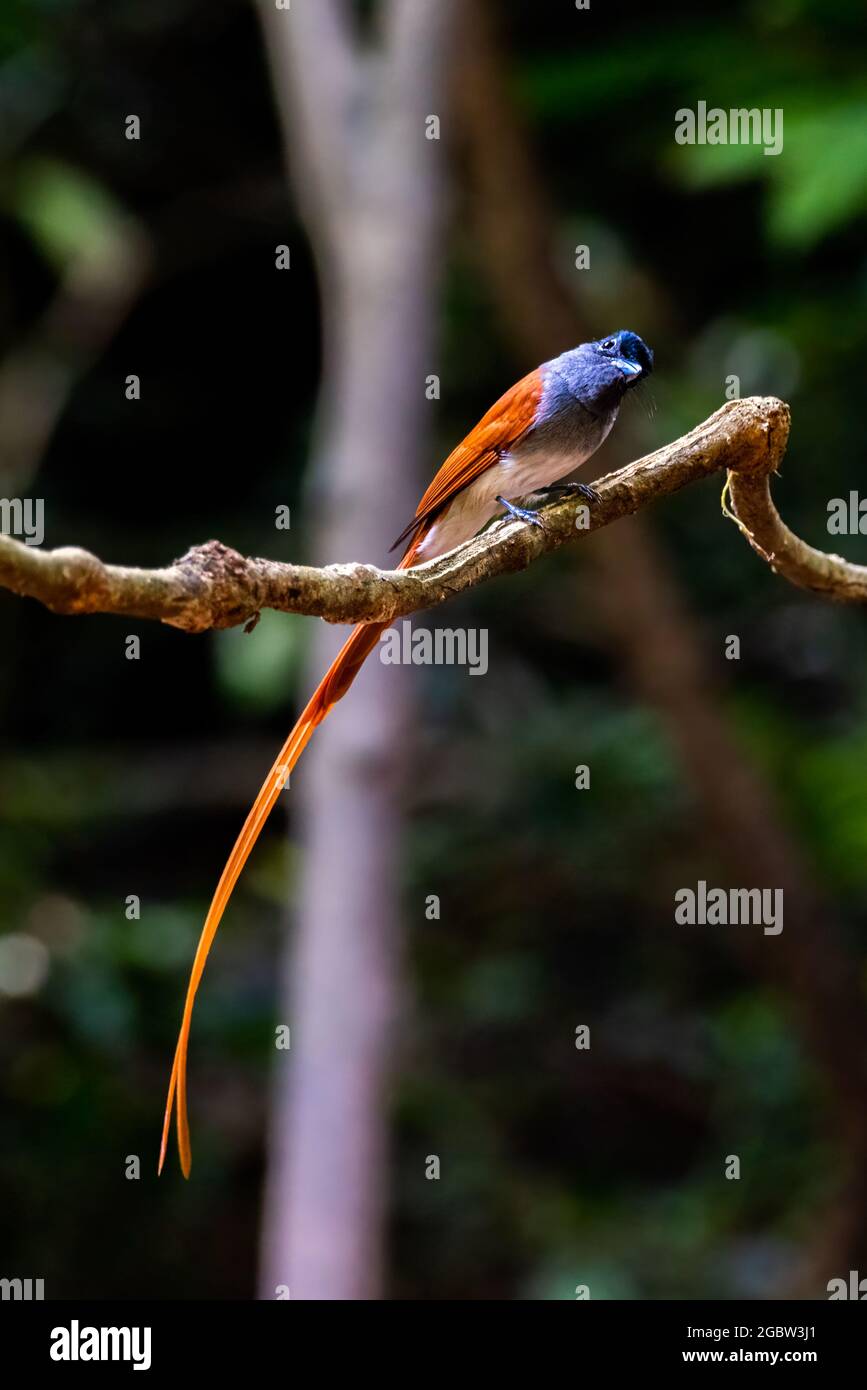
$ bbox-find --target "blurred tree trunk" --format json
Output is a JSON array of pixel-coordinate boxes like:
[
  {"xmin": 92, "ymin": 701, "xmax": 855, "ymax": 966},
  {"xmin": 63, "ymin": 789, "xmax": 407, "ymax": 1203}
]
[{"xmin": 256, "ymin": 0, "xmax": 455, "ymax": 1299}]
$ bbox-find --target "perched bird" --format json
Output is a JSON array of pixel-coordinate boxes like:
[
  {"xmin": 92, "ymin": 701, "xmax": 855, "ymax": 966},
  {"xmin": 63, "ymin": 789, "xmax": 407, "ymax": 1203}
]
[{"xmin": 159, "ymin": 329, "xmax": 653, "ymax": 1175}]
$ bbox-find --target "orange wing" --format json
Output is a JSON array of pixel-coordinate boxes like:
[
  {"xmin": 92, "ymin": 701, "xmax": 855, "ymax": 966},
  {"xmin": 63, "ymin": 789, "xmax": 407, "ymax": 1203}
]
[{"xmin": 392, "ymin": 366, "xmax": 543, "ymax": 550}]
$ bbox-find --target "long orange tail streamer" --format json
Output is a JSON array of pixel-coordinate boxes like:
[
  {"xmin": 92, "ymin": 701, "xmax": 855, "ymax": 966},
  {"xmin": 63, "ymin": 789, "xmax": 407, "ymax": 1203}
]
[{"xmin": 159, "ymin": 533, "xmax": 426, "ymax": 1176}]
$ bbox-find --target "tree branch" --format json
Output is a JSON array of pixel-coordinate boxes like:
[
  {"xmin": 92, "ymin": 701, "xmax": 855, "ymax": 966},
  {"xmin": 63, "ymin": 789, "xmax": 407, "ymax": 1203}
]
[
  {"xmin": 725, "ymin": 464, "xmax": 867, "ymax": 603},
  {"xmin": 3, "ymin": 393, "xmax": 857, "ymax": 634}
]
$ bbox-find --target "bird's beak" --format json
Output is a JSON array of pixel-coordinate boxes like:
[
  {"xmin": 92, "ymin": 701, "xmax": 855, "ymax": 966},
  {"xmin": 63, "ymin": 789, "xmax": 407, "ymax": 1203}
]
[{"xmin": 613, "ymin": 358, "xmax": 642, "ymax": 379}]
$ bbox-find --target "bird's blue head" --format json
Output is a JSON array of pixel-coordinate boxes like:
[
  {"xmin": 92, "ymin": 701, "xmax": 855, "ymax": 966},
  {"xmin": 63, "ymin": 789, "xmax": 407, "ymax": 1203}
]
[
  {"xmin": 595, "ymin": 330, "xmax": 654, "ymax": 385},
  {"xmin": 545, "ymin": 330, "xmax": 653, "ymax": 419}
]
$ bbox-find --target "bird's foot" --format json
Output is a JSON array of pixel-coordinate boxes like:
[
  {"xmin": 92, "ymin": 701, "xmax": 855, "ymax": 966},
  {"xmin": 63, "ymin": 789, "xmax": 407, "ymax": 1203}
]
[
  {"xmin": 536, "ymin": 481, "xmax": 601, "ymax": 504},
  {"xmin": 496, "ymin": 495, "xmax": 545, "ymax": 529}
]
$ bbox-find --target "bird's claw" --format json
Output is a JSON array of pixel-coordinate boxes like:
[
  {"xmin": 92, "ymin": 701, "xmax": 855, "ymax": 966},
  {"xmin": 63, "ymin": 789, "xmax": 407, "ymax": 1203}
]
[
  {"xmin": 496, "ymin": 495, "xmax": 545, "ymax": 529},
  {"xmin": 538, "ymin": 481, "xmax": 601, "ymax": 505}
]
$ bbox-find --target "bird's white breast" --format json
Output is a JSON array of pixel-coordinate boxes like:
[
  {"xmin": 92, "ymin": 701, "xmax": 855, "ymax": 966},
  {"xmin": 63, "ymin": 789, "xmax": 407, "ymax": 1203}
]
[{"xmin": 415, "ymin": 410, "xmax": 616, "ymax": 561}]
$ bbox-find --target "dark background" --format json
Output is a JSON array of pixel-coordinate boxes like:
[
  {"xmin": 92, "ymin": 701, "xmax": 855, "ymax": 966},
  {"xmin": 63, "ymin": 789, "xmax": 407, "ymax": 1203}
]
[{"xmin": 1, "ymin": 0, "xmax": 867, "ymax": 1299}]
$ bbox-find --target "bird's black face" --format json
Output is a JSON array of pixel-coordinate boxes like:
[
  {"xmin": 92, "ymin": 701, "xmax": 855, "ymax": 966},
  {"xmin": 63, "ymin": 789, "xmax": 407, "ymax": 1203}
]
[
  {"xmin": 547, "ymin": 331, "xmax": 655, "ymax": 419},
  {"xmin": 594, "ymin": 330, "xmax": 654, "ymax": 388}
]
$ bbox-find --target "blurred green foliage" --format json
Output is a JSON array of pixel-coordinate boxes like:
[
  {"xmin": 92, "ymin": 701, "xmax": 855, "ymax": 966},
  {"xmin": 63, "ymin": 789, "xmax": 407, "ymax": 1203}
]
[{"xmin": 1, "ymin": 0, "xmax": 866, "ymax": 1300}]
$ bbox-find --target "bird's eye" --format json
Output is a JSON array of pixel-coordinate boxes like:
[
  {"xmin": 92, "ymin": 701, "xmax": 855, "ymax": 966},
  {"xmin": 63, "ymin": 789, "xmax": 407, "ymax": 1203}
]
[{"xmin": 601, "ymin": 338, "xmax": 616, "ymax": 352}]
